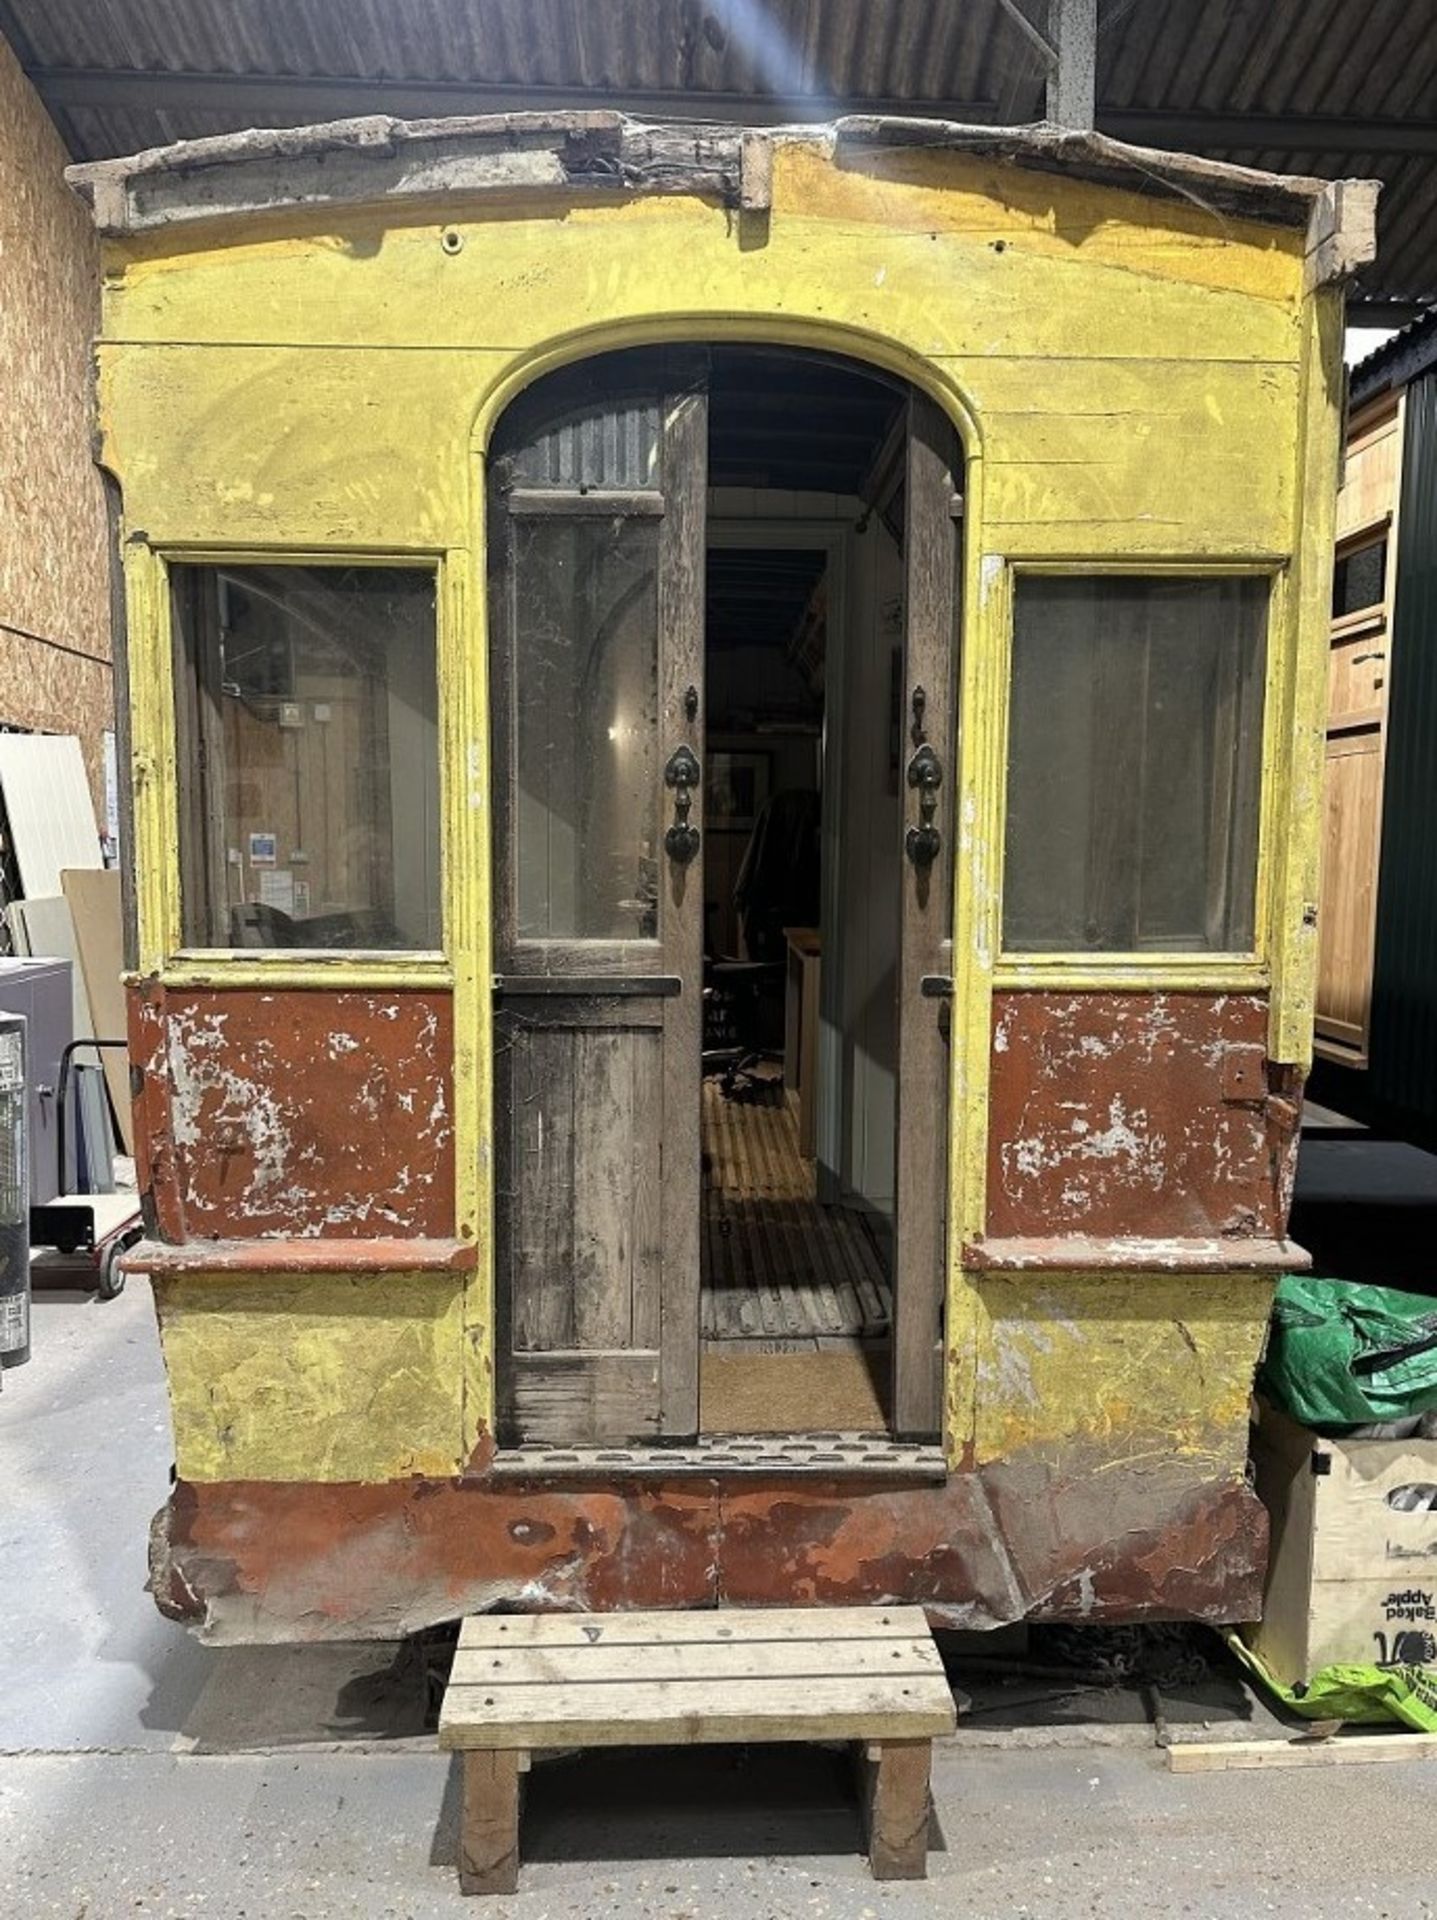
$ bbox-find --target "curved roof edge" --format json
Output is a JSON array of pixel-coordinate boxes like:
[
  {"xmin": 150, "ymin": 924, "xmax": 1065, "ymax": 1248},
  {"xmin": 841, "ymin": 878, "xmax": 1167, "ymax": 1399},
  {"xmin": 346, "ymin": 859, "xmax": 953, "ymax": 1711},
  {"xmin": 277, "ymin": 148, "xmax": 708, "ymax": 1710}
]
[{"xmin": 65, "ymin": 108, "xmax": 1378, "ymax": 286}]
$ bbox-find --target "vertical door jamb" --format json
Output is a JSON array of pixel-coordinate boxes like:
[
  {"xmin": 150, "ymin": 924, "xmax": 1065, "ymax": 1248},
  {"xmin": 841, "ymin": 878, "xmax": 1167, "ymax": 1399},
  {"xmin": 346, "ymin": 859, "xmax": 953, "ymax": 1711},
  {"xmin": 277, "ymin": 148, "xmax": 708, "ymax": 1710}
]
[
  {"xmin": 657, "ymin": 368, "xmax": 708, "ymax": 1435},
  {"xmin": 893, "ymin": 391, "xmax": 960, "ymax": 1438}
]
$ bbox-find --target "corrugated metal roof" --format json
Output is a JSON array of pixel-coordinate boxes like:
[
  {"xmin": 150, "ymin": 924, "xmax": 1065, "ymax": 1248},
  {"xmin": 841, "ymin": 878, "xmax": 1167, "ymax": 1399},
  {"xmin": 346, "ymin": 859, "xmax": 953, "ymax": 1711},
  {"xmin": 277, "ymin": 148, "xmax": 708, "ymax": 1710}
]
[
  {"xmin": 1350, "ymin": 306, "xmax": 1437, "ymax": 405},
  {"xmin": 2, "ymin": 0, "xmax": 1434, "ymax": 303}
]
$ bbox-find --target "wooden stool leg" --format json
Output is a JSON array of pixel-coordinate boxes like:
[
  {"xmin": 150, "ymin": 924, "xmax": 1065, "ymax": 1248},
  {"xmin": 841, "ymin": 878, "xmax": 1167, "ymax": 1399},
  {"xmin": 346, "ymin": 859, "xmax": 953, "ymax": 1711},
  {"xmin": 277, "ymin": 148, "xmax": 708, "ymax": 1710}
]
[
  {"xmin": 459, "ymin": 1749, "xmax": 524, "ymax": 1895},
  {"xmin": 860, "ymin": 1738, "xmax": 933, "ymax": 1881}
]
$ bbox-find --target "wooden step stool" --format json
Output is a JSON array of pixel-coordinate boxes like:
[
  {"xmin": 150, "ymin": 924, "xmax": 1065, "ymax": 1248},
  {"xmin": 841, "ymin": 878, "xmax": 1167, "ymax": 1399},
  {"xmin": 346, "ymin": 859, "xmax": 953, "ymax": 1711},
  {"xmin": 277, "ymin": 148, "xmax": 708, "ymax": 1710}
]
[{"xmin": 438, "ymin": 1605, "xmax": 957, "ymax": 1893}]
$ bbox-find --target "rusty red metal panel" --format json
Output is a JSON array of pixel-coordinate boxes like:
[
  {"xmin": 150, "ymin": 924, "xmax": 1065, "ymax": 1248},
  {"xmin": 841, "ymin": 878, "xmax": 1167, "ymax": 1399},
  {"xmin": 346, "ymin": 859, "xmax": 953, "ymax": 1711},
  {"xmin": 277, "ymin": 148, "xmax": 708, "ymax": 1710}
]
[
  {"xmin": 133, "ymin": 985, "xmax": 455, "ymax": 1239},
  {"xmin": 149, "ymin": 1455, "xmax": 1268, "ymax": 1641},
  {"xmin": 986, "ymin": 991, "xmax": 1288, "ymax": 1241},
  {"xmin": 129, "ymin": 980, "xmax": 184, "ymax": 1238}
]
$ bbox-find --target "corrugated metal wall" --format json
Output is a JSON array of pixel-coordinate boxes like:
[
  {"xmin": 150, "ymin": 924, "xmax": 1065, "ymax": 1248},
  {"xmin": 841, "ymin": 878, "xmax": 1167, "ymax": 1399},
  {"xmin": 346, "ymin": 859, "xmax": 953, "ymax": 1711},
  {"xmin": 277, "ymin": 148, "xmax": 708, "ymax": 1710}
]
[{"xmin": 1369, "ymin": 370, "xmax": 1437, "ymax": 1121}]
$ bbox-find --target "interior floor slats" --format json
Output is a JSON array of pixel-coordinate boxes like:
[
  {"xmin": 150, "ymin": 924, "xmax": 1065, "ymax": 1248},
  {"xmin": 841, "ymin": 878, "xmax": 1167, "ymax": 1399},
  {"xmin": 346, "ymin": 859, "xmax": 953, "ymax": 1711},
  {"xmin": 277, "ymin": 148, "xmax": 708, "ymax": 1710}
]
[{"xmin": 701, "ymin": 1081, "xmax": 893, "ymax": 1341}]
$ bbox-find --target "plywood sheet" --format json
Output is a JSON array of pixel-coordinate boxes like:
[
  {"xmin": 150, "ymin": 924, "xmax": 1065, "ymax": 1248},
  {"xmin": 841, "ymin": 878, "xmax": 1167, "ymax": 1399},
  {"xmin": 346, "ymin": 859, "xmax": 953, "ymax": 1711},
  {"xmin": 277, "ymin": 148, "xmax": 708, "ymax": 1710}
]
[
  {"xmin": 61, "ymin": 867, "xmax": 132, "ymax": 1152},
  {"xmin": 0, "ymin": 735, "xmax": 100, "ymax": 897}
]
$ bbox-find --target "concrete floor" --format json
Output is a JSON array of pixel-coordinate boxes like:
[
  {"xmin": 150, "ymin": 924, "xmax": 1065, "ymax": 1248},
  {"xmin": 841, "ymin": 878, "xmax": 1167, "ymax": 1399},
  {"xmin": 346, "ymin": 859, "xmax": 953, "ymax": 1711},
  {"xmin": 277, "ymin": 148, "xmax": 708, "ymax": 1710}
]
[{"xmin": 5, "ymin": 1132, "xmax": 1437, "ymax": 1916}]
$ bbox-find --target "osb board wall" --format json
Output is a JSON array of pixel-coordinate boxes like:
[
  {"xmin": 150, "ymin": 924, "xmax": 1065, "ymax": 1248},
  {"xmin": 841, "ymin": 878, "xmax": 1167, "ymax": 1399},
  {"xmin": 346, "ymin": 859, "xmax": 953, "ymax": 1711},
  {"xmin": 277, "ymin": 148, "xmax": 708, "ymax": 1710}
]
[{"xmin": 0, "ymin": 39, "xmax": 110, "ymax": 806}]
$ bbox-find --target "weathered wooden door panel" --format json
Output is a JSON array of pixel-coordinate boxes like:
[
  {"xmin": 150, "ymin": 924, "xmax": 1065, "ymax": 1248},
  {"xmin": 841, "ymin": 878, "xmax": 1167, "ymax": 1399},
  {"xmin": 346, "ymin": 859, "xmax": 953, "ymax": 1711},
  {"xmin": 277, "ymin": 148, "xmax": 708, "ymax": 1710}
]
[
  {"xmin": 892, "ymin": 392, "xmax": 960, "ymax": 1438},
  {"xmin": 490, "ymin": 352, "xmax": 706, "ymax": 1444},
  {"xmin": 1316, "ymin": 729, "xmax": 1383, "ymax": 1059},
  {"xmin": 496, "ymin": 1005, "xmax": 665, "ymax": 1440},
  {"xmin": 1316, "ymin": 395, "xmax": 1401, "ymax": 1065}
]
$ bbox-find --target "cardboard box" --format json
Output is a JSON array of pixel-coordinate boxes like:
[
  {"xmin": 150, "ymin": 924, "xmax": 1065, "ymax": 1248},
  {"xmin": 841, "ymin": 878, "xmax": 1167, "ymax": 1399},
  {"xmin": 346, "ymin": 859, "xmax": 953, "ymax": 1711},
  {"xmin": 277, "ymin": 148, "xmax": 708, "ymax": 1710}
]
[{"xmin": 1251, "ymin": 1404, "xmax": 1437, "ymax": 1683}]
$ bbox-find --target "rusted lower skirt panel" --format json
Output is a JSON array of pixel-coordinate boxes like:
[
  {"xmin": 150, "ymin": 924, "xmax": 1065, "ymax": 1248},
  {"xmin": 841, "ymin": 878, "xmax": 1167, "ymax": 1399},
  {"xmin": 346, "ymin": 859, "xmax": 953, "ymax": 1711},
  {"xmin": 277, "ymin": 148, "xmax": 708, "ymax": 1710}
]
[{"xmin": 151, "ymin": 1453, "xmax": 1266, "ymax": 1642}]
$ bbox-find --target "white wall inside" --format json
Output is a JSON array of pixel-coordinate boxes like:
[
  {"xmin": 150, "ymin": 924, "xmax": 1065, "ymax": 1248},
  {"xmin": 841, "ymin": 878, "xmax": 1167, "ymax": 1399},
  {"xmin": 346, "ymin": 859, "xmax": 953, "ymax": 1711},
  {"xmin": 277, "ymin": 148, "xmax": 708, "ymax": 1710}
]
[{"xmin": 821, "ymin": 515, "xmax": 902, "ymax": 1221}]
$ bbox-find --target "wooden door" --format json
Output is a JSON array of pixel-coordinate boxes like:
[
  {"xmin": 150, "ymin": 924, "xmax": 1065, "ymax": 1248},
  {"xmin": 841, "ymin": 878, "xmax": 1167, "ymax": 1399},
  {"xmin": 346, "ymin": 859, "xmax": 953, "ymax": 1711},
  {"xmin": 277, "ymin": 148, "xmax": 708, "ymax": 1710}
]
[
  {"xmin": 1316, "ymin": 392, "xmax": 1402, "ymax": 1065},
  {"xmin": 892, "ymin": 393, "xmax": 961, "ymax": 1438},
  {"xmin": 489, "ymin": 353, "xmax": 707, "ymax": 1444}
]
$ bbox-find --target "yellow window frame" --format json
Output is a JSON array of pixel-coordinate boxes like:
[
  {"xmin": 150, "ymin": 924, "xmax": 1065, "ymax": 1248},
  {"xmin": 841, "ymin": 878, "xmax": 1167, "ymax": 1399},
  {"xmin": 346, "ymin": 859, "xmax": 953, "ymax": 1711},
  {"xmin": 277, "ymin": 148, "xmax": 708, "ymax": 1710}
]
[
  {"xmin": 128, "ymin": 543, "xmax": 459, "ymax": 991},
  {"xmin": 988, "ymin": 557, "xmax": 1290, "ymax": 994}
]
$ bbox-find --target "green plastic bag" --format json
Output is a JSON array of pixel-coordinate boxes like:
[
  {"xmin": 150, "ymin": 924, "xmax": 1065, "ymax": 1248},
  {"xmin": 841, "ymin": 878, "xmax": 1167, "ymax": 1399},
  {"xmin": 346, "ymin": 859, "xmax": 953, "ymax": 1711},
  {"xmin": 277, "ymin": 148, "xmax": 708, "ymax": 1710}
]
[
  {"xmin": 1258, "ymin": 1274, "xmax": 1437, "ymax": 1433},
  {"xmin": 1228, "ymin": 1632, "xmax": 1437, "ymax": 1731}
]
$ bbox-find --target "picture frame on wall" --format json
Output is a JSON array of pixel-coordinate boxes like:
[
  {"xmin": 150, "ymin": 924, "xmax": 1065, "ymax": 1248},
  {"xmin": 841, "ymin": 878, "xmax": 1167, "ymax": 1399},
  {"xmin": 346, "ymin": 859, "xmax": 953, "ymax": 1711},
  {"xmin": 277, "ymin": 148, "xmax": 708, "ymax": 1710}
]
[{"xmin": 707, "ymin": 750, "xmax": 772, "ymax": 832}]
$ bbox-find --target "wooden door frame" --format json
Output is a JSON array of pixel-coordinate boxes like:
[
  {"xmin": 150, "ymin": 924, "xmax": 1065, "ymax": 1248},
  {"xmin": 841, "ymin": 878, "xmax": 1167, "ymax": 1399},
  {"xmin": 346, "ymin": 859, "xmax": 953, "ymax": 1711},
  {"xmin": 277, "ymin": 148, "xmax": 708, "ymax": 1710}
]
[
  {"xmin": 486, "ymin": 354, "xmax": 708, "ymax": 1443},
  {"xmin": 893, "ymin": 393, "xmax": 961, "ymax": 1438},
  {"xmin": 706, "ymin": 514, "xmax": 854, "ymax": 1188},
  {"xmin": 481, "ymin": 337, "xmax": 973, "ymax": 1453}
]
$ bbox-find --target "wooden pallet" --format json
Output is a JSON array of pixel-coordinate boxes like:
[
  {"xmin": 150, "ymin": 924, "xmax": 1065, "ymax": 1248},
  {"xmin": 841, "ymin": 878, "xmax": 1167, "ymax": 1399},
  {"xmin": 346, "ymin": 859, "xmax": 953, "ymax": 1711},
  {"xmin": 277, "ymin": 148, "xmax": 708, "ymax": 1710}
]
[{"xmin": 439, "ymin": 1606, "xmax": 956, "ymax": 1893}]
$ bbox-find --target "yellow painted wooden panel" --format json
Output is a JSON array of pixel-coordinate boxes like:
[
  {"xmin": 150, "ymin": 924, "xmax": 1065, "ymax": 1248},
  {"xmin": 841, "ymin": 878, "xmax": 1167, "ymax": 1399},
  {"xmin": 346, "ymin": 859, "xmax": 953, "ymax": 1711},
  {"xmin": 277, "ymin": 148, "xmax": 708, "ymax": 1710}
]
[
  {"xmin": 977, "ymin": 359, "xmax": 1296, "ymax": 550},
  {"xmin": 152, "ymin": 1270, "xmax": 468, "ymax": 1482},
  {"xmin": 961, "ymin": 1271, "xmax": 1277, "ymax": 1471},
  {"xmin": 98, "ymin": 346, "xmax": 501, "ymax": 549},
  {"xmin": 94, "ymin": 133, "xmax": 1338, "ymax": 1465},
  {"xmin": 101, "ymin": 345, "xmax": 1298, "ymax": 559},
  {"xmin": 101, "ymin": 148, "xmax": 1300, "ymax": 366},
  {"xmin": 1268, "ymin": 290, "xmax": 1345, "ymax": 1067}
]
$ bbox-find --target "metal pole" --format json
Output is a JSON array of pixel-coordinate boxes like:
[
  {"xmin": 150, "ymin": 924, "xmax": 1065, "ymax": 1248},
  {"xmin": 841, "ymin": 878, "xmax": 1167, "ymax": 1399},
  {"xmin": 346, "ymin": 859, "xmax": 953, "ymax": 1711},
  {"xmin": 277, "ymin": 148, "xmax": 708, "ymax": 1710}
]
[{"xmin": 1046, "ymin": 0, "xmax": 1097, "ymax": 130}]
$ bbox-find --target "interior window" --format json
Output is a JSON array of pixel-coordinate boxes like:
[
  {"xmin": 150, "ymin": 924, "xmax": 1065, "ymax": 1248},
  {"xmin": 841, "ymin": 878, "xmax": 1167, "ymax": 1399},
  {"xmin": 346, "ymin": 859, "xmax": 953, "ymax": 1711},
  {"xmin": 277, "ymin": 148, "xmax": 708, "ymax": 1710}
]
[
  {"xmin": 1003, "ymin": 574, "xmax": 1268, "ymax": 954},
  {"xmin": 171, "ymin": 563, "xmax": 441, "ymax": 950}
]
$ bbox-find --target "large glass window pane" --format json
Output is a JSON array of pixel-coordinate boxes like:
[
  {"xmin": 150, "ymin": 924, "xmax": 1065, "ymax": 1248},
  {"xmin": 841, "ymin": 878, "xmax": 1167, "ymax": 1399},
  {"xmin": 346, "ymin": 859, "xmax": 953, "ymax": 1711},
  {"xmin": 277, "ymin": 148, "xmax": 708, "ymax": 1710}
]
[
  {"xmin": 512, "ymin": 516, "xmax": 660, "ymax": 941},
  {"xmin": 172, "ymin": 564, "xmax": 440, "ymax": 950},
  {"xmin": 1003, "ymin": 575, "xmax": 1267, "ymax": 953}
]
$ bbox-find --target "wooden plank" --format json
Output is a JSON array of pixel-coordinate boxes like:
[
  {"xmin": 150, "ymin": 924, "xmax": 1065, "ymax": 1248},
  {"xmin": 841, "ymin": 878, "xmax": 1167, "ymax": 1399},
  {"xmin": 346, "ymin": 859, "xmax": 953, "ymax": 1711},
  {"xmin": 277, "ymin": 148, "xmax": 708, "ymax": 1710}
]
[
  {"xmin": 440, "ymin": 1674, "xmax": 957, "ymax": 1749},
  {"xmin": 656, "ymin": 374, "xmax": 706, "ymax": 1438},
  {"xmin": 630, "ymin": 1032, "xmax": 663, "ymax": 1350},
  {"xmin": 892, "ymin": 391, "xmax": 957, "ymax": 1438},
  {"xmin": 571, "ymin": 1028, "xmax": 636, "ymax": 1348},
  {"xmin": 1168, "ymin": 1733, "xmax": 1437, "ymax": 1773},
  {"xmin": 509, "ymin": 1025, "xmax": 576, "ymax": 1353},
  {"xmin": 859, "ymin": 1738, "xmax": 934, "ymax": 1880},
  {"xmin": 459, "ymin": 1748, "xmax": 523, "ymax": 1895},
  {"xmin": 458, "ymin": 1606, "xmax": 932, "ymax": 1648},
  {"xmin": 508, "ymin": 487, "xmax": 665, "ymax": 518},
  {"xmin": 506, "ymin": 1351, "xmax": 661, "ymax": 1442},
  {"xmin": 60, "ymin": 867, "xmax": 134, "ymax": 1152},
  {"xmin": 449, "ymin": 1639, "xmax": 943, "ymax": 1686}
]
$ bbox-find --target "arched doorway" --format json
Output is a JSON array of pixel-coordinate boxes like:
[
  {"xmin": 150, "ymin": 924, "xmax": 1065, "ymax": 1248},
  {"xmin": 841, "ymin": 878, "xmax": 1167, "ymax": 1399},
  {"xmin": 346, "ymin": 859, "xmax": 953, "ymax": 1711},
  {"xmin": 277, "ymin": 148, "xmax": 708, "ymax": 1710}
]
[{"xmin": 487, "ymin": 345, "xmax": 960, "ymax": 1448}]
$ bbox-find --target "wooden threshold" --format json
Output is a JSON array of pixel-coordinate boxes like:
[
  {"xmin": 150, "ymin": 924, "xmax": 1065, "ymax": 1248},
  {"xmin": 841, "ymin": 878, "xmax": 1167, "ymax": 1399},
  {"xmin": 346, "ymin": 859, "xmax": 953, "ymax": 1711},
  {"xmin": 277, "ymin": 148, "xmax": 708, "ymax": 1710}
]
[{"xmin": 486, "ymin": 1431, "xmax": 946, "ymax": 1479}]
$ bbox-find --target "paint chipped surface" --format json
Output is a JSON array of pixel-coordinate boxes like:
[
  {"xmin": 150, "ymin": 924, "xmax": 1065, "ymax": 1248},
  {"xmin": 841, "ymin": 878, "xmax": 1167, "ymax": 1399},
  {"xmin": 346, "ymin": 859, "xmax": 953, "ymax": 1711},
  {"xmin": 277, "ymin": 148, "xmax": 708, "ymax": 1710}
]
[
  {"xmin": 133, "ymin": 981, "xmax": 455, "ymax": 1239},
  {"xmin": 986, "ymin": 990, "xmax": 1289, "ymax": 1241},
  {"xmin": 148, "ymin": 1443, "xmax": 1268, "ymax": 1643}
]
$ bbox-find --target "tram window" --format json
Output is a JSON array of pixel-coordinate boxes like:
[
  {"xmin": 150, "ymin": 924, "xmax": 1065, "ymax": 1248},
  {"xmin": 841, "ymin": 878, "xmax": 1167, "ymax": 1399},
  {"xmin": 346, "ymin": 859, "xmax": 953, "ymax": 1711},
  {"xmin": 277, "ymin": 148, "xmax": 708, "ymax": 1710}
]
[
  {"xmin": 1003, "ymin": 574, "xmax": 1268, "ymax": 954},
  {"xmin": 170, "ymin": 563, "xmax": 441, "ymax": 951}
]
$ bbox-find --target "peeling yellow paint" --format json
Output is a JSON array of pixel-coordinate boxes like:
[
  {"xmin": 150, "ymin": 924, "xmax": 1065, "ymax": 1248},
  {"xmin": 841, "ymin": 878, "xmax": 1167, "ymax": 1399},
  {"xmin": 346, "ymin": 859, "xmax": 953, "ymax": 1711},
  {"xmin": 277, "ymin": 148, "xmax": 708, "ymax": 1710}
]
[
  {"xmin": 969, "ymin": 1272, "xmax": 1276, "ymax": 1471},
  {"xmin": 153, "ymin": 1272, "xmax": 467, "ymax": 1482},
  {"xmin": 98, "ymin": 130, "xmax": 1338, "ymax": 1483}
]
